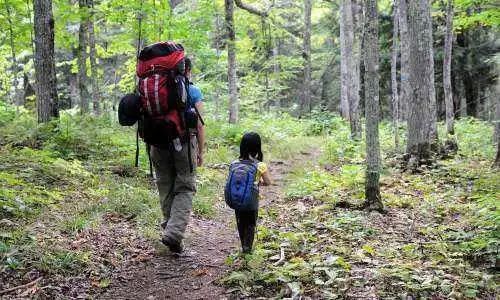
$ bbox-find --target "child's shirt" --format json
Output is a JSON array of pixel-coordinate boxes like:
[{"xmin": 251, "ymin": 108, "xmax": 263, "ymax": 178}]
[
  {"xmin": 255, "ymin": 162, "xmax": 268, "ymax": 185},
  {"xmin": 235, "ymin": 159, "xmax": 267, "ymax": 185}
]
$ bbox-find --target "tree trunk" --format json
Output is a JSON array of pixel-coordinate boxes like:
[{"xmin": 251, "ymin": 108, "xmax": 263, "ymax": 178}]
[
  {"xmin": 214, "ymin": 12, "xmax": 222, "ymax": 120},
  {"xmin": 321, "ymin": 55, "xmax": 336, "ymax": 108},
  {"xmin": 33, "ymin": 0, "xmax": 59, "ymax": 123},
  {"xmin": 494, "ymin": 100, "xmax": 500, "ymax": 167},
  {"xmin": 363, "ymin": 0, "xmax": 383, "ymax": 212},
  {"xmin": 340, "ymin": 0, "xmax": 361, "ymax": 139},
  {"xmin": 25, "ymin": 0, "xmax": 37, "ymax": 103},
  {"xmin": 406, "ymin": 0, "xmax": 436, "ymax": 166},
  {"xmin": 424, "ymin": 0, "xmax": 438, "ymax": 144},
  {"xmin": 26, "ymin": 0, "xmax": 36, "ymax": 54},
  {"xmin": 273, "ymin": 42, "xmax": 280, "ymax": 108},
  {"xmin": 443, "ymin": 0, "xmax": 454, "ymax": 135},
  {"xmin": 88, "ymin": 0, "xmax": 100, "ymax": 115},
  {"xmin": 351, "ymin": 0, "xmax": 363, "ymax": 139},
  {"xmin": 453, "ymin": 71, "xmax": 465, "ymax": 117},
  {"xmin": 398, "ymin": 0, "xmax": 410, "ymax": 121},
  {"xmin": 78, "ymin": 0, "xmax": 90, "ymax": 113},
  {"xmin": 391, "ymin": 0, "xmax": 400, "ymax": 150},
  {"xmin": 494, "ymin": 69, "xmax": 500, "ymax": 167},
  {"xmin": 225, "ymin": 0, "xmax": 238, "ymax": 123},
  {"xmin": 301, "ymin": 0, "xmax": 312, "ymax": 114},
  {"xmin": 5, "ymin": 0, "xmax": 21, "ymax": 105},
  {"xmin": 339, "ymin": 0, "xmax": 351, "ymax": 120}
]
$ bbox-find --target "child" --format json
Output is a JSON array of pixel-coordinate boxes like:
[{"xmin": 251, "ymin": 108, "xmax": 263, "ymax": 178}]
[{"xmin": 232, "ymin": 132, "xmax": 272, "ymax": 253}]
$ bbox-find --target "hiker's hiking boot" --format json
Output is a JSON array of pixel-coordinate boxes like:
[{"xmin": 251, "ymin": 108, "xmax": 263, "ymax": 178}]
[{"xmin": 161, "ymin": 235, "xmax": 185, "ymax": 254}]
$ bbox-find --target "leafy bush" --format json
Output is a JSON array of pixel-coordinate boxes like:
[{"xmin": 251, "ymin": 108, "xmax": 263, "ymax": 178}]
[
  {"xmin": 453, "ymin": 118, "xmax": 495, "ymax": 159},
  {"xmin": 305, "ymin": 110, "xmax": 347, "ymax": 136},
  {"xmin": 0, "ymin": 101, "xmax": 17, "ymax": 126}
]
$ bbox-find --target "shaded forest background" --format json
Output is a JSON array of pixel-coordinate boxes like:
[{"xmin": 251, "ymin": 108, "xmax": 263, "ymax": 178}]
[{"xmin": 0, "ymin": 0, "xmax": 498, "ymax": 121}]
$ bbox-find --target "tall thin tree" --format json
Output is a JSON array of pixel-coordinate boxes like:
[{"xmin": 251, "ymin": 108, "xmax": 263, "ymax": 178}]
[
  {"xmin": 391, "ymin": 0, "xmax": 400, "ymax": 150},
  {"xmin": 33, "ymin": 0, "xmax": 59, "ymax": 122},
  {"xmin": 301, "ymin": 0, "xmax": 312, "ymax": 114},
  {"xmin": 339, "ymin": 0, "xmax": 351, "ymax": 120},
  {"xmin": 228, "ymin": 0, "xmax": 269, "ymax": 122},
  {"xmin": 398, "ymin": 0, "xmax": 410, "ymax": 120},
  {"xmin": 78, "ymin": 0, "xmax": 90, "ymax": 113},
  {"xmin": 363, "ymin": 0, "xmax": 383, "ymax": 211},
  {"xmin": 88, "ymin": 0, "xmax": 100, "ymax": 114},
  {"xmin": 425, "ymin": 0, "xmax": 438, "ymax": 145},
  {"xmin": 4, "ymin": 0, "xmax": 20, "ymax": 105},
  {"xmin": 494, "ymin": 95, "xmax": 500, "ymax": 168},
  {"xmin": 351, "ymin": 0, "xmax": 363, "ymax": 138},
  {"xmin": 225, "ymin": 0, "xmax": 238, "ymax": 123},
  {"xmin": 340, "ymin": 0, "xmax": 361, "ymax": 139},
  {"xmin": 443, "ymin": 0, "xmax": 454, "ymax": 135},
  {"xmin": 494, "ymin": 64, "xmax": 500, "ymax": 168}
]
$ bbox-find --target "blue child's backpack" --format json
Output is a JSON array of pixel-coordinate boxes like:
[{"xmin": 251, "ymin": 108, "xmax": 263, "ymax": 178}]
[{"xmin": 224, "ymin": 160, "xmax": 259, "ymax": 211}]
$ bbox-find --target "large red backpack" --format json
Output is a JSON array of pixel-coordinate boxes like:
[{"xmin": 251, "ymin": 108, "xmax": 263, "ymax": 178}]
[{"xmin": 136, "ymin": 41, "xmax": 189, "ymax": 148}]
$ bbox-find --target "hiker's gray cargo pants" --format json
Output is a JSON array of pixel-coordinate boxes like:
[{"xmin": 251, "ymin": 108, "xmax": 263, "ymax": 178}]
[{"xmin": 150, "ymin": 137, "xmax": 197, "ymax": 243}]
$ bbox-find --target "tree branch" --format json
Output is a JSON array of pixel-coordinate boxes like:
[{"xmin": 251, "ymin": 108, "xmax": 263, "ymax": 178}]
[{"xmin": 234, "ymin": 0, "xmax": 268, "ymax": 17}]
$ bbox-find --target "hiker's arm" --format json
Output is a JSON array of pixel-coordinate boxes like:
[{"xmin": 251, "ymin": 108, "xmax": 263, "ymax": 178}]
[{"xmin": 195, "ymin": 102, "xmax": 205, "ymax": 167}]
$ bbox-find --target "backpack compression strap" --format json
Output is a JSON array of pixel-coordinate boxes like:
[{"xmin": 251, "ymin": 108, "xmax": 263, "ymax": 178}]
[
  {"xmin": 184, "ymin": 78, "xmax": 194, "ymax": 173},
  {"xmin": 135, "ymin": 125, "xmax": 139, "ymax": 168}
]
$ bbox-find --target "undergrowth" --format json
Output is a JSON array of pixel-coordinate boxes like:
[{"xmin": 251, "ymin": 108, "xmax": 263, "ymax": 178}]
[
  {"xmin": 0, "ymin": 104, "xmax": 316, "ymax": 283},
  {"xmin": 223, "ymin": 116, "xmax": 499, "ymax": 299},
  {"xmin": 1, "ymin": 101, "xmax": 497, "ymax": 298}
]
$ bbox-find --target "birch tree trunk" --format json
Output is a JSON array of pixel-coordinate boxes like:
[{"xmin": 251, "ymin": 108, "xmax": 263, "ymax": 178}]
[
  {"xmin": 88, "ymin": 0, "xmax": 100, "ymax": 115},
  {"xmin": 33, "ymin": 0, "xmax": 59, "ymax": 123},
  {"xmin": 339, "ymin": 0, "xmax": 352, "ymax": 120},
  {"xmin": 398, "ymin": 0, "xmax": 410, "ymax": 120},
  {"xmin": 225, "ymin": 0, "xmax": 238, "ymax": 123},
  {"xmin": 391, "ymin": 0, "xmax": 400, "ymax": 150},
  {"xmin": 301, "ymin": 0, "xmax": 312, "ymax": 114},
  {"xmin": 406, "ymin": 0, "xmax": 435, "ymax": 166},
  {"xmin": 78, "ymin": 0, "xmax": 90, "ymax": 113},
  {"xmin": 363, "ymin": 0, "xmax": 383, "ymax": 212},
  {"xmin": 443, "ymin": 0, "xmax": 454, "ymax": 135}
]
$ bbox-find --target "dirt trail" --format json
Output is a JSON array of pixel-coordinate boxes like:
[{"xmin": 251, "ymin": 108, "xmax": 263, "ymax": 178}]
[
  {"xmin": 99, "ymin": 157, "xmax": 295, "ymax": 300},
  {"xmin": 99, "ymin": 208, "xmax": 235, "ymax": 299}
]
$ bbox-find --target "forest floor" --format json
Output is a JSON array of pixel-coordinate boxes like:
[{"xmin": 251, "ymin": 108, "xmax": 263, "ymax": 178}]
[
  {"xmin": 222, "ymin": 143, "xmax": 499, "ymax": 299},
  {"xmin": 1, "ymin": 111, "xmax": 498, "ymax": 299}
]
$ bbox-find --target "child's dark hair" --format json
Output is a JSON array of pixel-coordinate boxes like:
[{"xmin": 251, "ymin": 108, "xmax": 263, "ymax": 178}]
[{"xmin": 240, "ymin": 132, "xmax": 263, "ymax": 162}]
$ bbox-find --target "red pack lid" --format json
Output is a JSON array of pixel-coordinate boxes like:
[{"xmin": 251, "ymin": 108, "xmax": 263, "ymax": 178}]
[{"xmin": 136, "ymin": 41, "xmax": 185, "ymax": 78}]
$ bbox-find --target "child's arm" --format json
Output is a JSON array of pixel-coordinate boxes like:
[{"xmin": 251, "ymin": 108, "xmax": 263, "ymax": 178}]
[{"xmin": 260, "ymin": 170, "xmax": 272, "ymax": 186}]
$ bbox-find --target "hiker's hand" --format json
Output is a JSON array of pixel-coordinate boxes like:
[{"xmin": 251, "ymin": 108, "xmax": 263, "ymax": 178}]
[{"xmin": 197, "ymin": 153, "xmax": 203, "ymax": 167}]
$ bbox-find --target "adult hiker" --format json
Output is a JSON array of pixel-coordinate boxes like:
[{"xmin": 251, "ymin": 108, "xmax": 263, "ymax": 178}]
[
  {"xmin": 151, "ymin": 56, "xmax": 205, "ymax": 253},
  {"xmin": 118, "ymin": 42, "xmax": 204, "ymax": 253}
]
